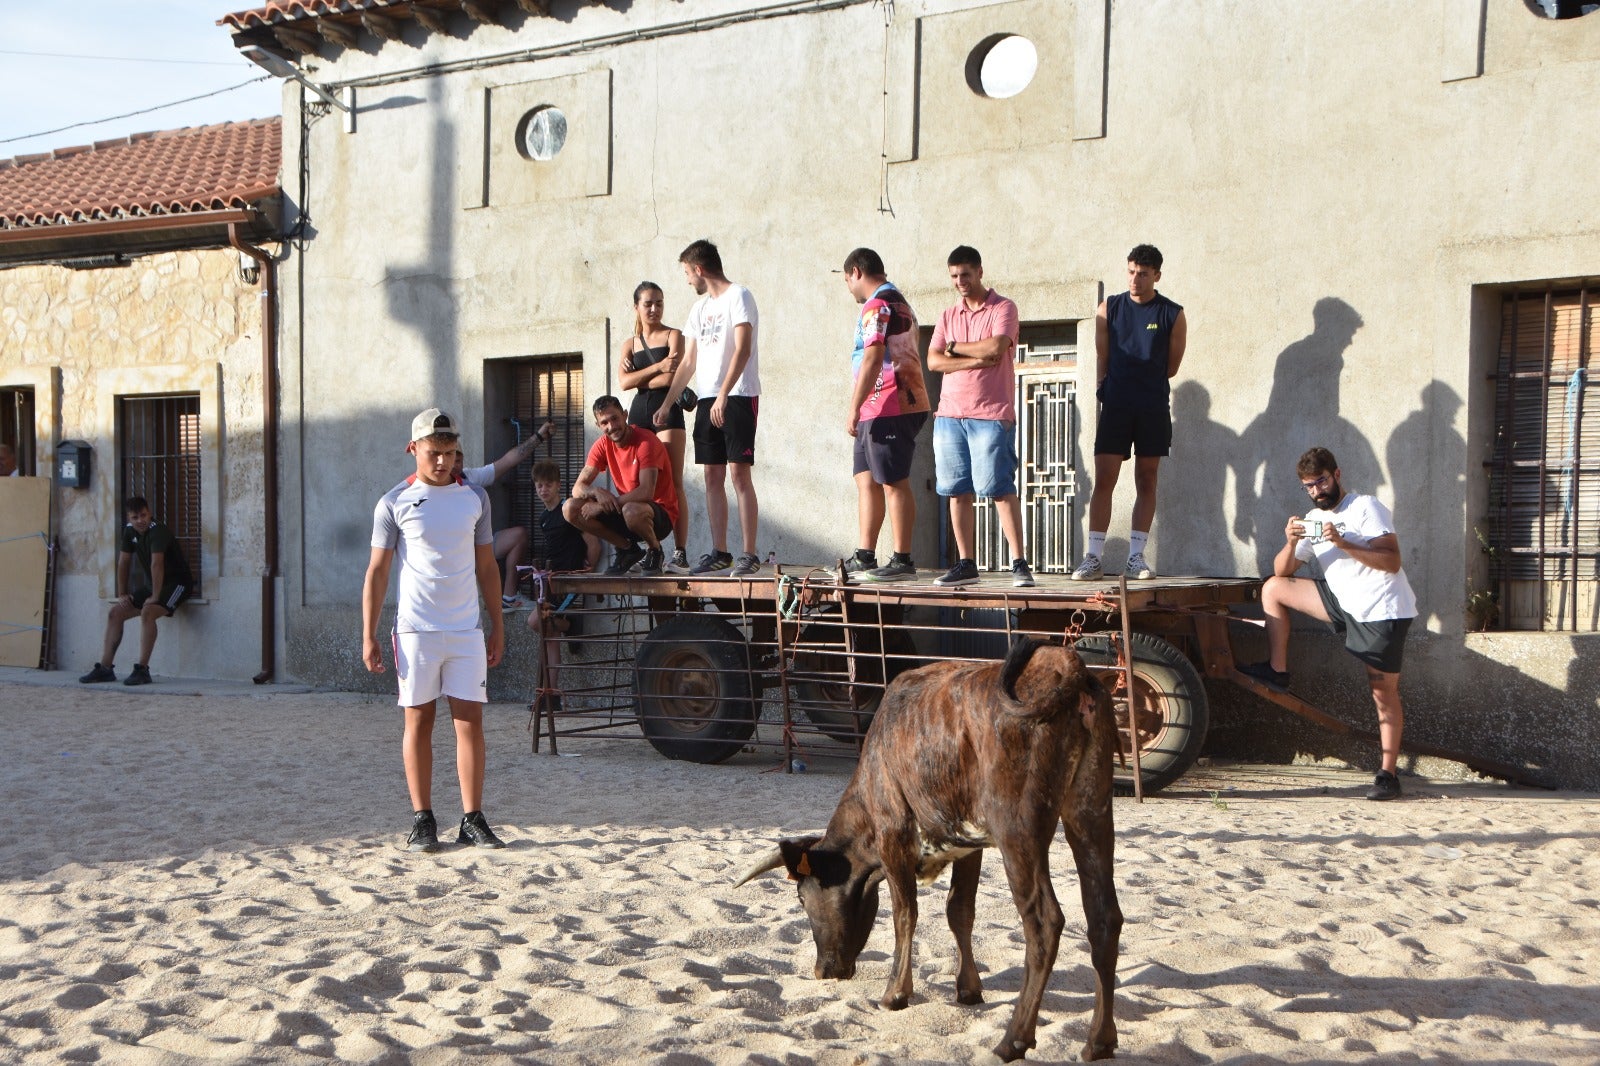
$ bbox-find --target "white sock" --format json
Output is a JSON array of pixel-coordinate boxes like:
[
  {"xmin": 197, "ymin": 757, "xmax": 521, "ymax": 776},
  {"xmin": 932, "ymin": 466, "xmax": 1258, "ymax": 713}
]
[
  {"xmin": 1087, "ymin": 531, "xmax": 1107, "ymax": 558},
  {"xmin": 1129, "ymin": 530, "xmax": 1149, "ymax": 556}
]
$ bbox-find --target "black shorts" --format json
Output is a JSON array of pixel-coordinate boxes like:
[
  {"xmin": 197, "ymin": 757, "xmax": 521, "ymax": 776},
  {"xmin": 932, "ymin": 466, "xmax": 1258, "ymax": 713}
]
[
  {"xmin": 133, "ymin": 584, "xmax": 191, "ymax": 616},
  {"xmin": 595, "ymin": 503, "xmax": 672, "ymax": 543},
  {"xmin": 1316, "ymin": 581, "xmax": 1412, "ymax": 674},
  {"xmin": 693, "ymin": 395, "xmax": 758, "ymax": 465},
  {"xmin": 629, "ymin": 388, "xmax": 686, "ymax": 433},
  {"xmin": 853, "ymin": 412, "xmax": 926, "ymax": 485},
  {"xmin": 1094, "ymin": 402, "xmax": 1172, "ymax": 458}
]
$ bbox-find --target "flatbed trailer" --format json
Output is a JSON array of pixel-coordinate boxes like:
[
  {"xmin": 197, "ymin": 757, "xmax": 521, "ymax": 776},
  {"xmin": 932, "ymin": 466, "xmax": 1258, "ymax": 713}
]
[{"xmin": 527, "ymin": 564, "xmax": 1536, "ymax": 795}]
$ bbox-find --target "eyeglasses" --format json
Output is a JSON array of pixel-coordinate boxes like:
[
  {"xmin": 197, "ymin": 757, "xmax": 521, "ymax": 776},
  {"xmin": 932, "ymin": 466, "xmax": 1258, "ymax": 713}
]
[{"xmin": 1301, "ymin": 474, "xmax": 1334, "ymax": 494}]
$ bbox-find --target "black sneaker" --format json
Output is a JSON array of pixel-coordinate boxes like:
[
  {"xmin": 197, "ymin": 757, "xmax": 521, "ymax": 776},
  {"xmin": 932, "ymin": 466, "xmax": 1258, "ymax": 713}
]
[
  {"xmin": 1366, "ymin": 771, "xmax": 1402, "ymax": 802},
  {"xmin": 664, "ymin": 549, "xmax": 691, "ymax": 574},
  {"xmin": 841, "ymin": 552, "xmax": 878, "ymax": 577},
  {"xmin": 689, "ymin": 551, "xmax": 734, "ymax": 575},
  {"xmin": 1011, "ymin": 558, "xmax": 1036, "ymax": 587},
  {"xmin": 640, "ymin": 548, "xmax": 664, "ymax": 576},
  {"xmin": 729, "ymin": 553, "xmax": 762, "ymax": 578},
  {"xmin": 79, "ymin": 663, "xmax": 116, "ymax": 684},
  {"xmin": 607, "ymin": 544, "xmax": 646, "ymax": 575},
  {"xmin": 934, "ymin": 559, "xmax": 980, "ymax": 587},
  {"xmin": 407, "ymin": 809, "xmax": 440, "ymax": 853},
  {"xmin": 1238, "ymin": 660, "xmax": 1291, "ymax": 691},
  {"xmin": 123, "ymin": 664, "xmax": 153, "ymax": 686},
  {"xmin": 458, "ymin": 811, "xmax": 506, "ymax": 849},
  {"xmin": 863, "ymin": 559, "xmax": 916, "ymax": 582}
]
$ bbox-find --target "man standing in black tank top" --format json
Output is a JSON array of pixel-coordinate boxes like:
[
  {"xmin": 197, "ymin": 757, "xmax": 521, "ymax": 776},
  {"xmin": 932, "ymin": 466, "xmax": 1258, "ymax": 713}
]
[{"xmin": 1073, "ymin": 244, "xmax": 1188, "ymax": 581}]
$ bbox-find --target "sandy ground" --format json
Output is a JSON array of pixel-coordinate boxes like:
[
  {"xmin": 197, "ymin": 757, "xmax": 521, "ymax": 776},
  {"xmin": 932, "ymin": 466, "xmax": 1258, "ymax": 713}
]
[{"xmin": 2, "ymin": 670, "xmax": 1598, "ymax": 1065}]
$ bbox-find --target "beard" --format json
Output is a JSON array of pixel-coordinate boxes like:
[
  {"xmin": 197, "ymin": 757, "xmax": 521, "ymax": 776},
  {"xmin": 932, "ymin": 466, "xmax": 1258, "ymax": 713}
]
[{"xmin": 1313, "ymin": 484, "xmax": 1343, "ymax": 510}]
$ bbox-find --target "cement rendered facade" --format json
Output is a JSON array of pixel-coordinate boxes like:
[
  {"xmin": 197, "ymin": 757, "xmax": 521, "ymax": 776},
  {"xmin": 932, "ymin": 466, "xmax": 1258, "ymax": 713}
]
[
  {"xmin": 0, "ymin": 251, "xmax": 276, "ymax": 681},
  {"xmin": 272, "ymin": 0, "xmax": 1600, "ymax": 786}
]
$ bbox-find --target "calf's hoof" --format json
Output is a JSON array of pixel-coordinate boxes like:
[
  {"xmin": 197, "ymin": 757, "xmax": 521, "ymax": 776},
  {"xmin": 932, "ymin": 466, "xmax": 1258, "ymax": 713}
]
[
  {"xmin": 1080, "ymin": 1038, "xmax": 1117, "ymax": 1061},
  {"xmin": 956, "ymin": 988, "xmax": 984, "ymax": 1006},
  {"xmin": 991, "ymin": 1037, "xmax": 1034, "ymax": 1062},
  {"xmin": 878, "ymin": 993, "xmax": 910, "ymax": 1011}
]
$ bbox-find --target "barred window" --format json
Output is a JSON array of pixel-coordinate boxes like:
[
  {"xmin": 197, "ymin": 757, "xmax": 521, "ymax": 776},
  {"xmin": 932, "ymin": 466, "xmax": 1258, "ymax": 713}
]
[
  {"xmin": 1487, "ymin": 288, "xmax": 1598, "ymax": 630},
  {"xmin": 117, "ymin": 393, "xmax": 202, "ymax": 595},
  {"xmin": 483, "ymin": 355, "xmax": 585, "ymax": 571}
]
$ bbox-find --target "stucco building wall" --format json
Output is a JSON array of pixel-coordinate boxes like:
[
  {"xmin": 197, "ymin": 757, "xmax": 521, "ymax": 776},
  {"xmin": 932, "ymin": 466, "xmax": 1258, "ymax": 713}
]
[
  {"xmin": 272, "ymin": 0, "xmax": 1600, "ymax": 784},
  {"xmin": 0, "ymin": 250, "xmax": 273, "ymax": 680}
]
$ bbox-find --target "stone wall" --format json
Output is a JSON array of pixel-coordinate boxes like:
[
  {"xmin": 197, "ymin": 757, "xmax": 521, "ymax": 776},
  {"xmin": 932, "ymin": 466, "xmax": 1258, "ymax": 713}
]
[{"xmin": 0, "ymin": 248, "xmax": 275, "ymax": 680}]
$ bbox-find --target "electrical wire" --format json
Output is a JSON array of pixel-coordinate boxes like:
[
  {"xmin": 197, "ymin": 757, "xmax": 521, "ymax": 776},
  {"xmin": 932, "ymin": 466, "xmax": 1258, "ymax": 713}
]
[
  {"xmin": 0, "ymin": 48, "xmax": 240, "ymax": 66},
  {"xmin": 0, "ymin": 76, "xmax": 271, "ymax": 146}
]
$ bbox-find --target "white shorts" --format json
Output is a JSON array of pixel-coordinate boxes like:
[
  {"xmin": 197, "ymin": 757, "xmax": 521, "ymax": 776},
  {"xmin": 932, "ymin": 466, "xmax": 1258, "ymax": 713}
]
[{"xmin": 393, "ymin": 629, "xmax": 488, "ymax": 708}]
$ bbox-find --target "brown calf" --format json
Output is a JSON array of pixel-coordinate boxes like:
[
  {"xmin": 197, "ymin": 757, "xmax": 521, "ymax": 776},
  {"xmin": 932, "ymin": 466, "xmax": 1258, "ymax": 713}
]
[{"xmin": 737, "ymin": 638, "xmax": 1122, "ymax": 1061}]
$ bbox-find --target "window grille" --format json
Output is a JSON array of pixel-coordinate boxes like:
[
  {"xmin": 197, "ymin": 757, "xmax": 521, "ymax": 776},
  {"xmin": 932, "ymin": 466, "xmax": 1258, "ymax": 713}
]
[
  {"xmin": 973, "ymin": 324, "xmax": 1078, "ymax": 573},
  {"xmin": 501, "ymin": 355, "xmax": 586, "ymax": 568},
  {"xmin": 117, "ymin": 393, "xmax": 202, "ymax": 594},
  {"xmin": 1, "ymin": 387, "xmax": 36, "ymax": 475},
  {"xmin": 1487, "ymin": 287, "xmax": 1598, "ymax": 630}
]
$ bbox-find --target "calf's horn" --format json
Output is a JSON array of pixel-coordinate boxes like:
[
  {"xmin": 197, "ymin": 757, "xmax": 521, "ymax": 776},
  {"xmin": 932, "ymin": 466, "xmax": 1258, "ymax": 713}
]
[{"xmin": 733, "ymin": 847, "xmax": 786, "ymax": 886}]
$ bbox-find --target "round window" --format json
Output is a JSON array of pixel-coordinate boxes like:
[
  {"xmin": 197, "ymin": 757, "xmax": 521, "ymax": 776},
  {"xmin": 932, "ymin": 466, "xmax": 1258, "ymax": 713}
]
[
  {"xmin": 517, "ymin": 106, "xmax": 568, "ymax": 161},
  {"xmin": 968, "ymin": 34, "xmax": 1038, "ymax": 99}
]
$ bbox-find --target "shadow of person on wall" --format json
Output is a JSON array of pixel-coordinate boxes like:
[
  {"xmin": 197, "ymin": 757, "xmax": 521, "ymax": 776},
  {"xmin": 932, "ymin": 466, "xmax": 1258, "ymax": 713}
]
[
  {"xmin": 1164, "ymin": 382, "xmax": 1243, "ymax": 575},
  {"xmin": 1237, "ymin": 297, "xmax": 1384, "ymax": 576},
  {"xmin": 1387, "ymin": 382, "xmax": 1466, "ymax": 630}
]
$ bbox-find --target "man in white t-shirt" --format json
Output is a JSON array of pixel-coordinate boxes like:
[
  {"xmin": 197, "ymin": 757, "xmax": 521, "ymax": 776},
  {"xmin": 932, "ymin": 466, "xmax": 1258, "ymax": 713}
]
[
  {"xmin": 1240, "ymin": 446, "xmax": 1418, "ymax": 802},
  {"xmin": 661, "ymin": 239, "xmax": 762, "ymax": 578},
  {"xmin": 364, "ymin": 408, "xmax": 509, "ymax": 852}
]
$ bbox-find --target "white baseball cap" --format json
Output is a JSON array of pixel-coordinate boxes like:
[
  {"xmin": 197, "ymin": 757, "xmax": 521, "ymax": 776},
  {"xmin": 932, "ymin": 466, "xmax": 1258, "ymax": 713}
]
[{"xmin": 409, "ymin": 408, "xmax": 460, "ymax": 443}]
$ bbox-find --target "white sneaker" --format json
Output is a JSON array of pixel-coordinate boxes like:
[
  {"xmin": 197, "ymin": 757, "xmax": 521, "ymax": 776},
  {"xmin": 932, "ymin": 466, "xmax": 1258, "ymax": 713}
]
[
  {"xmin": 1126, "ymin": 553, "xmax": 1155, "ymax": 579},
  {"xmin": 1070, "ymin": 554, "xmax": 1102, "ymax": 581}
]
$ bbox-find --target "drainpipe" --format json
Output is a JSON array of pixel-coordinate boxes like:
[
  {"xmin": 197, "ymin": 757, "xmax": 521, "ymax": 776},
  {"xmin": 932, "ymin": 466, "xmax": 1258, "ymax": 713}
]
[{"xmin": 229, "ymin": 224, "xmax": 280, "ymax": 684}]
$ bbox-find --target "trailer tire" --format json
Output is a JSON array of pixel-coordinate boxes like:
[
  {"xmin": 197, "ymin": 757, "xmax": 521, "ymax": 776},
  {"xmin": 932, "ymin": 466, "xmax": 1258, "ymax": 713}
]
[
  {"xmin": 634, "ymin": 615, "xmax": 756, "ymax": 763},
  {"xmin": 791, "ymin": 612, "xmax": 919, "ymax": 744},
  {"xmin": 1074, "ymin": 632, "xmax": 1209, "ymax": 795}
]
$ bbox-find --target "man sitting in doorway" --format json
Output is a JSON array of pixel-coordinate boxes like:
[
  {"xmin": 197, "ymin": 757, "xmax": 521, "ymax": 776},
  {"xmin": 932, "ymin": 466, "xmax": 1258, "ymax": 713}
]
[{"xmin": 80, "ymin": 496, "xmax": 194, "ymax": 686}]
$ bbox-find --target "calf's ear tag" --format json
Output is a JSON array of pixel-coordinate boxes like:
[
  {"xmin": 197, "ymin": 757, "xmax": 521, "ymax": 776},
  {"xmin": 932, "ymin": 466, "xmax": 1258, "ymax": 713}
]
[{"xmin": 795, "ymin": 852, "xmax": 812, "ymax": 878}]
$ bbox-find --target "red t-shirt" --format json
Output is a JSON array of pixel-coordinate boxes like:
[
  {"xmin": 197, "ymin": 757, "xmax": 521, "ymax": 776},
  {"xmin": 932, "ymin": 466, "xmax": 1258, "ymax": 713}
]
[{"xmin": 585, "ymin": 426, "xmax": 678, "ymax": 526}]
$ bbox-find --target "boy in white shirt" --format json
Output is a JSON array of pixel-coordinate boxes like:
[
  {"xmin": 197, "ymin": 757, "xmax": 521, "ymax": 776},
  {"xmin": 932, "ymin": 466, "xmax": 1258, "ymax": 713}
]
[
  {"xmin": 364, "ymin": 409, "xmax": 508, "ymax": 851},
  {"xmin": 1240, "ymin": 447, "xmax": 1418, "ymax": 801}
]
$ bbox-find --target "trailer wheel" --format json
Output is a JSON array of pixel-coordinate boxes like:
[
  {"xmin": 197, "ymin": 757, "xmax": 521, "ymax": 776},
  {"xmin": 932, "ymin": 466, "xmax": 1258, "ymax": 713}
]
[
  {"xmin": 1074, "ymin": 632, "xmax": 1209, "ymax": 795},
  {"xmin": 634, "ymin": 615, "xmax": 755, "ymax": 763},
  {"xmin": 791, "ymin": 612, "xmax": 918, "ymax": 744}
]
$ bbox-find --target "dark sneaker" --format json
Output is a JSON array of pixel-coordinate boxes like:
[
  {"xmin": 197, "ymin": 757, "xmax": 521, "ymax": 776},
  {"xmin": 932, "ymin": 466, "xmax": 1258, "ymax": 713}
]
[
  {"xmin": 407, "ymin": 809, "xmax": 440, "ymax": 853},
  {"xmin": 79, "ymin": 663, "xmax": 116, "ymax": 684},
  {"xmin": 690, "ymin": 551, "xmax": 734, "ymax": 575},
  {"xmin": 1238, "ymin": 660, "xmax": 1291, "ymax": 691},
  {"xmin": 934, "ymin": 559, "xmax": 980, "ymax": 587},
  {"xmin": 458, "ymin": 811, "xmax": 506, "ymax": 849},
  {"xmin": 841, "ymin": 552, "xmax": 878, "ymax": 577},
  {"xmin": 1011, "ymin": 558, "xmax": 1036, "ymax": 587},
  {"xmin": 1070, "ymin": 554, "xmax": 1103, "ymax": 581},
  {"xmin": 1366, "ymin": 771, "xmax": 1402, "ymax": 802},
  {"xmin": 123, "ymin": 664, "xmax": 153, "ymax": 686},
  {"xmin": 729, "ymin": 552, "xmax": 762, "ymax": 578},
  {"xmin": 664, "ymin": 549, "xmax": 691, "ymax": 575},
  {"xmin": 863, "ymin": 559, "xmax": 916, "ymax": 582},
  {"xmin": 606, "ymin": 544, "xmax": 646, "ymax": 575},
  {"xmin": 640, "ymin": 548, "xmax": 664, "ymax": 576}
]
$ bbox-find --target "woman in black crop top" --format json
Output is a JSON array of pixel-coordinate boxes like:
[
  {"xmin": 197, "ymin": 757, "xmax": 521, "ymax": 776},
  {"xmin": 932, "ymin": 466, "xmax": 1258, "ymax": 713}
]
[{"xmin": 618, "ymin": 281, "xmax": 690, "ymax": 569}]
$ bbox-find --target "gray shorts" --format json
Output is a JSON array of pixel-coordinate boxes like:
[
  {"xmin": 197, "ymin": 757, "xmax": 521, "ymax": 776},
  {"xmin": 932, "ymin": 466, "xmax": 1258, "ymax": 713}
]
[{"xmin": 1315, "ymin": 581, "xmax": 1411, "ymax": 674}]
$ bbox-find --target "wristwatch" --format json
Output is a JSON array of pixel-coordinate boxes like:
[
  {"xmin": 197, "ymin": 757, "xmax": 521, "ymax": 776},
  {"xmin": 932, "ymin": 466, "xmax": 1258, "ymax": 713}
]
[{"xmin": 949, "ymin": 341, "xmax": 958, "ymax": 356}]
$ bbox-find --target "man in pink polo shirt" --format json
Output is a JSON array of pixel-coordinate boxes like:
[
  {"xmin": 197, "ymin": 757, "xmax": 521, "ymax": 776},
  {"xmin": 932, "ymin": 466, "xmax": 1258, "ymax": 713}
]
[{"xmin": 927, "ymin": 245, "xmax": 1033, "ymax": 587}]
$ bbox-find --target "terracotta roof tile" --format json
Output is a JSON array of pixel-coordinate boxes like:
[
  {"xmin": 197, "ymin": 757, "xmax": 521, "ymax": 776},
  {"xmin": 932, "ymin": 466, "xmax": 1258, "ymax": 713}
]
[
  {"xmin": 0, "ymin": 119, "xmax": 280, "ymax": 232},
  {"xmin": 220, "ymin": 0, "xmax": 413, "ymax": 31}
]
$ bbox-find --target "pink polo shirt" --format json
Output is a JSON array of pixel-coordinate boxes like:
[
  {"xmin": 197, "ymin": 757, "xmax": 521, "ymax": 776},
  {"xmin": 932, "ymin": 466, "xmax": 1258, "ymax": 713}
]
[{"xmin": 929, "ymin": 290, "xmax": 1020, "ymax": 421}]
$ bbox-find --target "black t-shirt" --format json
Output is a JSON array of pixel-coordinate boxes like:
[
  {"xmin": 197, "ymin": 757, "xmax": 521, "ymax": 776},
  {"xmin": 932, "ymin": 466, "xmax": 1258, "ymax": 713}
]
[
  {"xmin": 1103, "ymin": 291, "xmax": 1184, "ymax": 406},
  {"xmin": 119, "ymin": 520, "xmax": 194, "ymax": 590},
  {"xmin": 539, "ymin": 507, "xmax": 589, "ymax": 572}
]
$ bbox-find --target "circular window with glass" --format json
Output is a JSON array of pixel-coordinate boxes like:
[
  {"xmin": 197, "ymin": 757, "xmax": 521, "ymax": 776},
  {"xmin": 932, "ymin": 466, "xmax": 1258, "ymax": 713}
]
[
  {"xmin": 967, "ymin": 34, "xmax": 1038, "ymax": 99},
  {"xmin": 517, "ymin": 106, "xmax": 568, "ymax": 161}
]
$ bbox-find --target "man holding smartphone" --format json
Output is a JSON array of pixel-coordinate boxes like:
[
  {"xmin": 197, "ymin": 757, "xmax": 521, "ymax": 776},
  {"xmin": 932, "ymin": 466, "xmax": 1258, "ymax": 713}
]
[{"xmin": 1239, "ymin": 447, "xmax": 1417, "ymax": 801}]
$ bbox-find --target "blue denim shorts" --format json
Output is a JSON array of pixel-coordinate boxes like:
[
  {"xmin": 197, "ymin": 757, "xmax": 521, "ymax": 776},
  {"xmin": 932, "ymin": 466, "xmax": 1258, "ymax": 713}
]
[{"xmin": 933, "ymin": 416, "xmax": 1018, "ymax": 498}]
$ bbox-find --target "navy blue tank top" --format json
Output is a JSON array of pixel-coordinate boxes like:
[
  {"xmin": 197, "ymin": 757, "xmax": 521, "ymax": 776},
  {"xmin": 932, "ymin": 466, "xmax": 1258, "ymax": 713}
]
[{"xmin": 1104, "ymin": 291, "xmax": 1183, "ymax": 405}]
